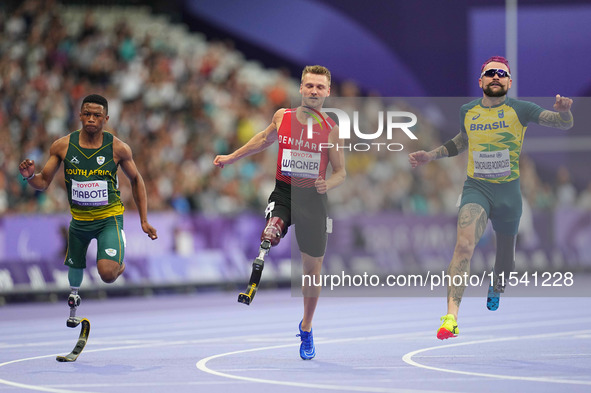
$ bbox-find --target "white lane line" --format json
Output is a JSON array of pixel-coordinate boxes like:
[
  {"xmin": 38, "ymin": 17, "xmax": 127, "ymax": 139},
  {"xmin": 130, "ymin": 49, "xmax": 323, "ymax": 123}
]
[
  {"xmin": 42, "ymin": 381, "xmax": 238, "ymax": 388},
  {"xmin": 402, "ymin": 329, "xmax": 591, "ymax": 385},
  {"xmin": 2, "ymin": 316, "xmax": 590, "ymax": 392},
  {"xmin": 196, "ymin": 324, "xmax": 591, "ymax": 391},
  {"xmin": 0, "ymin": 338, "xmax": 252, "ymax": 393},
  {"xmin": 0, "ymin": 352, "xmax": 98, "ymax": 393},
  {"xmin": 195, "ymin": 335, "xmax": 457, "ymax": 393}
]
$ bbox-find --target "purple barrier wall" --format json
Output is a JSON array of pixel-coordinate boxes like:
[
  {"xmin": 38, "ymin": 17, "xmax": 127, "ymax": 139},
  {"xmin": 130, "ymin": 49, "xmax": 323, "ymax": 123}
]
[
  {"xmin": 325, "ymin": 210, "xmax": 572, "ymax": 277},
  {"xmin": 0, "ymin": 210, "xmax": 589, "ymax": 294}
]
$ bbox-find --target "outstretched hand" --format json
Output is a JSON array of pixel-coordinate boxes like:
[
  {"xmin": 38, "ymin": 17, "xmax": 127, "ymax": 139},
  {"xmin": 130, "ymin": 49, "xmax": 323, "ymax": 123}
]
[
  {"xmin": 142, "ymin": 222, "xmax": 158, "ymax": 240},
  {"xmin": 315, "ymin": 176, "xmax": 328, "ymax": 194},
  {"xmin": 554, "ymin": 94, "xmax": 573, "ymax": 112},
  {"xmin": 19, "ymin": 159, "xmax": 35, "ymax": 178},
  {"xmin": 408, "ymin": 150, "xmax": 433, "ymax": 169},
  {"xmin": 213, "ymin": 155, "xmax": 234, "ymax": 169}
]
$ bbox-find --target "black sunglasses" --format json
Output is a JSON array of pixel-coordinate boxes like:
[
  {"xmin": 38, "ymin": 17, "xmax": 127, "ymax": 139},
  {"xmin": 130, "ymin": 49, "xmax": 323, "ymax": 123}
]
[{"xmin": 481, "ymin": 68, "xmax": 511, "ymax": 78}]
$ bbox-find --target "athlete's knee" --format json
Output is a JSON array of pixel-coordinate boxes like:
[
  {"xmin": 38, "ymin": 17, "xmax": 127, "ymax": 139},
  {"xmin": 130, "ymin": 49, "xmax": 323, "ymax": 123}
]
[
  {"xmin": 99, "ymin": 271, "xmax": 117, "ymax": 283},
  {"xmin": 97, "ymin": 260, "xmax": 124, "ymax": 283},
  {"xmin": 260, "ymin": 216, "xmax": 286, "ymax": 247},
  {"xmin": 454, "ymin": 235, "xmax": 476, "ymax": 257},
  {"xmin": 302, "ymin": 253, "xmax": 323, "ymax": 276}
]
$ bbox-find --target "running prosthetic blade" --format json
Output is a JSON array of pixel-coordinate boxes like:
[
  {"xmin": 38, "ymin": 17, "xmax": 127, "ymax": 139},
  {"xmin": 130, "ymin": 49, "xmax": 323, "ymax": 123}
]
[
  {"xmin": 238, "ymin": 257, "xmax": 264, "ymax": 305},
  {"xmin": 56, "ymin": 317, "xmax": 90, "ymax": 362},
  {"xmin": 238, "ymin": 240, "xmax": 270, "ymax": 305},
  {"xmin": 67, "ymin": 293, "xmax": 81, "ymax": 326}
]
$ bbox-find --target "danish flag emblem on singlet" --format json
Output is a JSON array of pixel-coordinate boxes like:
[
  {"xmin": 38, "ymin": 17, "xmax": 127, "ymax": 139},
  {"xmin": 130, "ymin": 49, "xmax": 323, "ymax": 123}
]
[{"xmin": 97, "ymin": 156, "xmax": 105, "ymax": 165}]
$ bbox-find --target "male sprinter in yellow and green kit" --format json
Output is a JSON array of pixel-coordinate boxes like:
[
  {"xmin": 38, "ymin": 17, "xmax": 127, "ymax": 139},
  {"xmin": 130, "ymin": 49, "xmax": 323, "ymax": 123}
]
[
  {"xmin": 19, "ymin": 94, "xmax": 158, "ymax": 323},
  {"xmin": 408, "ymin": 56, "xmax": 573, "ymax": 339}
]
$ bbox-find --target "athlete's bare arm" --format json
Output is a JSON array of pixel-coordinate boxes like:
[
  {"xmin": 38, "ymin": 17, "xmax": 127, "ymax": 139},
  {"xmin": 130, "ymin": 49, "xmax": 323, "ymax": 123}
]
[
  {"xmin": 114, "ymin": 137, "xmax": 157, "ymax": 240},
  {"xmin": 19, "ymin": 136, "xmax": 68, "ymax": 191},
  {"xmin": 408, "ymin": 131, "xmax": 469, "ymax": 168},
  {"xmin": 537, "ymin": 94, "xmax": 573, "ymax": 130},
  {"xmin": 213, "ymin": 109, "xmax": 284, "ymax": 168},
  {"xmin": 315, "ymin": 125, "xmax": 346, "ymax": 194}
]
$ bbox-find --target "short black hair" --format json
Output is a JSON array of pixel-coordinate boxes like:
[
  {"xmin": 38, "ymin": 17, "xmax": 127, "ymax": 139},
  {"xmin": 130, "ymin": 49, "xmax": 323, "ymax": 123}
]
[{"xmin": 81, "ymin": 94, "xmax": 108, "ymax": 114}]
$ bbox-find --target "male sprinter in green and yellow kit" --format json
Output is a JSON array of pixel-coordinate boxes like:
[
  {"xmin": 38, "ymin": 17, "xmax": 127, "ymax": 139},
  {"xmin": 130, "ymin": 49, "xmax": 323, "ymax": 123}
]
[
  {"xmin": 408, "ymin": 56, "xmax": 573, "ymax": 340},
  {"xmin": 19, "ymin": 94, "xmax": 158, "ymax": 323}
]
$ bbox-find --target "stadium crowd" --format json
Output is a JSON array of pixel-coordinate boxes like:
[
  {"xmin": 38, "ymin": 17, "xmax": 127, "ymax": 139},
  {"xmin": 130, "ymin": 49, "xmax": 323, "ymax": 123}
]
[{"xmin": 1, "ymin": 0, "xmax": 588, "ymax": 218}]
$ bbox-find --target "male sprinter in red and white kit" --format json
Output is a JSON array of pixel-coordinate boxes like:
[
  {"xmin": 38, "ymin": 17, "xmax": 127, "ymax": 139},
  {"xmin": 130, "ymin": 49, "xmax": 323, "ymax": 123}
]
[{"xmin": 214, "ymin": 65, "xmax": 346, "ymax": 360}]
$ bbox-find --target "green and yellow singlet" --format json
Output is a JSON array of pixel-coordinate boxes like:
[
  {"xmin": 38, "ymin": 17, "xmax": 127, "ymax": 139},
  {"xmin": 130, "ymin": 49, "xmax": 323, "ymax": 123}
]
[
  {"xmin": 460, "ymin": 97, "xmax": 544, "ymax": 183},
  {"xmin": 64, "ymin": 131, "xmax": 124, "ymax": 221}
]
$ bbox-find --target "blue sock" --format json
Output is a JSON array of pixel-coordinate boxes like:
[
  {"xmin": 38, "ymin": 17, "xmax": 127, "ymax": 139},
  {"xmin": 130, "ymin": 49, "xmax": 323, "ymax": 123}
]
[{"xmin": 68, "ymin": 268, "xmax": 84, "ymax": 288}]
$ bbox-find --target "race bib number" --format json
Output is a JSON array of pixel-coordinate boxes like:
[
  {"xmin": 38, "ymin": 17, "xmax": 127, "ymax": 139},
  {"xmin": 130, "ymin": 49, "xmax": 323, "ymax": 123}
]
[
  {"xmin": 72, "ymin": 179, "xmax": 109, "ymax": 206},
  {"xmin": 473, "ymin": 149, "xmax": 510, "ymax": 178},
  {"xmin": 281, "ymin": 149, "xmax": 321, "ymax": 178}
]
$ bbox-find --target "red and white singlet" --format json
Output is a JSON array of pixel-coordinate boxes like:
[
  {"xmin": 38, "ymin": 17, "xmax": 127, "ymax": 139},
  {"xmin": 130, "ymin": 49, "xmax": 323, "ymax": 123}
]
[{"xmin": 275, "ymin": 108, "xmax": 336, "ymax": 188}]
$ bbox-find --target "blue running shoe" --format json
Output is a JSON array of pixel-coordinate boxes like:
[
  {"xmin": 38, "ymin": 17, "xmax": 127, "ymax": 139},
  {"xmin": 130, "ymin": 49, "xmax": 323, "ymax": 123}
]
[
  {"xmin": 487, "ymin": 275, "xmax": 505, "ymax": 311},
  {"xmin": 297, "ymin": 320, "xmax": 316, "ymax": 360},
  {"xmin": 486, "ymin": 283, "xmax": 500, "ymax": 311}
]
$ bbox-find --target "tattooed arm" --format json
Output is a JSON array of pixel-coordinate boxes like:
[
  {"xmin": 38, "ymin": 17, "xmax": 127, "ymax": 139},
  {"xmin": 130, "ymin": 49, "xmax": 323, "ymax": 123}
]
[
  {"xmin": 409, "ymin": 131, "xmax": 469, "ymax": 168},
  {"xmin": 438, "ymin": 131, "xmax": 469, "ymax": 158},
  {"xmin": 537, "ymin": 94, "xmax": 574, "ymax": 130}
]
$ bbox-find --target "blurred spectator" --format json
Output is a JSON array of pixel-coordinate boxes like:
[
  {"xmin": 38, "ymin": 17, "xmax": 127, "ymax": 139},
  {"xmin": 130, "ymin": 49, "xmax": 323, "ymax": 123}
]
[
  {"xmin": 1, "ymin": 0, "xmax": 582, "ymax": 217},
  {"xmin": 555, "ymin": 166, "xmax": 577, "ymax": 207},
  {"xmin": 578, "ymin": 182, "xmax": 591, "ymax": 210}
]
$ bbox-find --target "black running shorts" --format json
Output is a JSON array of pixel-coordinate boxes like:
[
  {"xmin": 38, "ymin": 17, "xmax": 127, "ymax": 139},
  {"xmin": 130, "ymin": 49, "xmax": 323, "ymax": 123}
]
[{"xmin": 265, "ymin": 180, "xmax": 328, "ymax": 257}]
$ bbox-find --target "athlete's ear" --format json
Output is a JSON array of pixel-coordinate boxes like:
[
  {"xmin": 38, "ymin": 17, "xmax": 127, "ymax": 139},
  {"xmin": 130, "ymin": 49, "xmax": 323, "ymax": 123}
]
[{"xmin": 478, "ymin": 78, "xmax": 483, "ymax": 89}]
